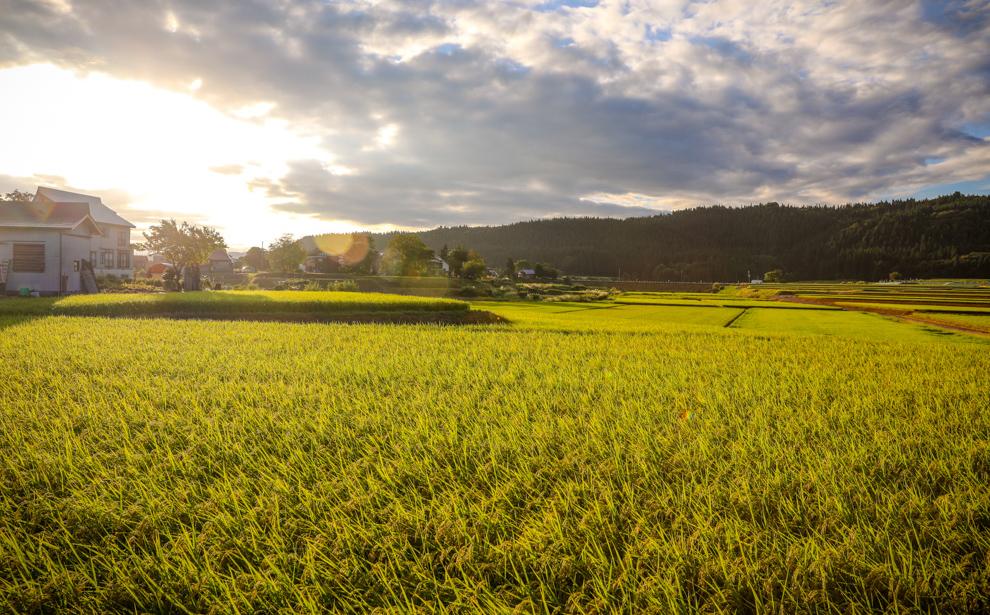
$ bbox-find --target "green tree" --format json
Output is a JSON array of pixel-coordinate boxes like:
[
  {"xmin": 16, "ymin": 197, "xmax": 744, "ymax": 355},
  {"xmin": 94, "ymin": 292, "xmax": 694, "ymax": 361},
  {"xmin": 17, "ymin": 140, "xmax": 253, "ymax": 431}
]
[
  {"xmin": 268, "ymin": 235, "xmax": 306, "ymax": 273},
  {"xmin": 534, "ymin": 263, "xmax": 560, "ymax": 280},
  {"xmin": 764, "ymin": 269, "xmax": 784, "ymax": 283},
  {"xmin": 240, "ymin": 246, "xmax": 269, "ymax": 270},
  {"xmin": 343, "ymin": 235, "xmax": 378, "ymax": 275},
  {"xmin": 138, "ymin": 219, "xmax": 226, "ymax": 291},
  {"xmin": 504, "ymin": 257, "xmax": 516, "ymax": 280},
  {"xmin": 461, "ymin": 258, "xmax": 486, "ymax": 280},
  {"xmin": 383, "ymin": 234, "xmax": 434, "ymax": 276},
  {"xmin": 446, "ymin": 246, "xmax": 470, "ymax": 277}
]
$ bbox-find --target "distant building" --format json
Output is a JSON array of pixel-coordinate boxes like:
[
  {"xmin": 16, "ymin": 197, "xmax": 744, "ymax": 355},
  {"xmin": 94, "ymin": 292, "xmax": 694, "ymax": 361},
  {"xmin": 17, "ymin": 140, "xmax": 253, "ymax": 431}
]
[
  {"xmin": 425, "ymin": 257, "xmax": 450, "ymax": 276},
  {"xmin": 146, "ymin": 262, "xmax": 174, "ymax": 278},
  {"xmin": 204, "ymin": 248, "xmax": 234, "ymax": 274},
  {"xmin": 303, "ymin": 252, "xmax": 344, "ymax": 273},
  {"xmin": 0, "ymin": 186, "xmax": 134, "ymax": 295},
  {"xmin": 750, "ymin": 279, "xmax": 764, "ymax": 284},
  {"xmin": 517, "ymin": 268, "xmax": 537, "ymax": 280}
]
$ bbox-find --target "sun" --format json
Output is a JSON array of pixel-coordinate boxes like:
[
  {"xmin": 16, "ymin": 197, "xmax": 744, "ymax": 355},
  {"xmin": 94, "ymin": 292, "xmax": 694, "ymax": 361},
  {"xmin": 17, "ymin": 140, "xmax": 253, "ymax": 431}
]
[{"xmin": 0, "ymin": 63, "xmax": 378, "ymax": 248}]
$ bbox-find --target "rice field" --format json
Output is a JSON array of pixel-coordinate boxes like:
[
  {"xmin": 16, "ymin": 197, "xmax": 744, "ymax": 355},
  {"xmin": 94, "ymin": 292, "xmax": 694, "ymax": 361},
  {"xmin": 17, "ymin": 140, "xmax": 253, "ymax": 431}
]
[
  {"xmin": 613, "ymin": 296, "xmax": 839, "ymax": 310},
  {"xmin": 474, "ymin": 301, "xmax": 745, "ymax": 331},
  {"xmin": 0, "ymin": 291, "xmax": 468, "ymax": 318},
  {"xmin": 1, "ymin": 289, "xmax": 989, "ymax": 612},
  {"xmin": 726, "ymin": 307, "xmax": 984, "ymax": 343},
  {"xmin": 915, "ymin": 312, "xmax": 990, "ymax": 333}
]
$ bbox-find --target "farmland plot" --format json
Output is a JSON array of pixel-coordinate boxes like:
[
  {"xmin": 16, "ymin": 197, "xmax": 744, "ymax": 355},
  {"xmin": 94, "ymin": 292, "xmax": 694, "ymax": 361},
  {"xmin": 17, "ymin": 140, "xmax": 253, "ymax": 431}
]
[{"xmin": 1, "ymin": 310, "xmax": 989, "ymax": 612}]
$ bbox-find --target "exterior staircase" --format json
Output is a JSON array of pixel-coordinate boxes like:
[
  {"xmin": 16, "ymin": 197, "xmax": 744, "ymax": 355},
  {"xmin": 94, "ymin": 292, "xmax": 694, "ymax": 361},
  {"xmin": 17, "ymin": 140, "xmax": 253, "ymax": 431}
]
[{"xmin": 80, "ymin": 259, "xmax": 99, "ymax": 294}]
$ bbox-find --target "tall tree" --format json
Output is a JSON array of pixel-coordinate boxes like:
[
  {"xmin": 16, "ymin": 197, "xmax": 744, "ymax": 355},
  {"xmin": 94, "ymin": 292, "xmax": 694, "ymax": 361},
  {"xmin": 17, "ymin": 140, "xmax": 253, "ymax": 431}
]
[
  {"xmin": 138, "ymin": 219, "xmax": 226, "ymax": 291},
  {"xmin": 240, "ymin": 246, "xmax": 269, "ymax": 270},
  {"xmin": 382, "ymin": 234, "xmax": 434, "ymax": 276},
  {"xmin": 343, "ymin": 235, "xmax": 378, "ymax": 275},
  {"xmin": 446, "ymin": 246, "xmax": 470, "ymax": 277},
  {"xmin": 461, "ymin": 258, "xmax": 486, "ymax": 280},
  {"xmin": 504, "ymin": 257, "xmax": 516, "ymax": 280},
  {"xmin": 268, "ymin": 234, "xmax": 306, "ymax": 273}
]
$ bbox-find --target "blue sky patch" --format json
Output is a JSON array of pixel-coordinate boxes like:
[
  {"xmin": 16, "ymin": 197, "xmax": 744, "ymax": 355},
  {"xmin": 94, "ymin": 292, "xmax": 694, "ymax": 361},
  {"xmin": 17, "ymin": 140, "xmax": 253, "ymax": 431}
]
[
  {"xmin": 911, "ymin": 174, "xmax": 990, "ymax": 199},
  {"xmin": 645, "ymin": 25, "xmax": 672, "ymax": 42},
  {"xmin": 961, "ymin": 121, "xmax": 990, "ymax": 139},
  {"xmin": 534, "ymin": 0, "xmax": 599, "ymax": 12},
  {"xmin": 434, "ymin": 42, "xmax": 462, "ymax": 56},
  {"xmin": 690, "ymin": 35, "xmax": 752, "ymax": 64}
]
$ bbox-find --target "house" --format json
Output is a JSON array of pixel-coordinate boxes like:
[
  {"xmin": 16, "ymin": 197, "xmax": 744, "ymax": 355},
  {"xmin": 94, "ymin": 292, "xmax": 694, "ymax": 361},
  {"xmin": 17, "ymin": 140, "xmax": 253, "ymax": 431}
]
[
  {"xmin": 517, "ymin": 268, "xmax": 537, "ymax": 280},
  {"xmin": 35, "ymin": 187, "xmax": 135, "ymax": 279},
  {"xmin": 303, "ymin": 252, "xmax": 343, "ymax": 273},
  {"xmin": 146, "ymin": 262, "xmax": 174, "ymax": 278},
  {"xmin": 205, "ymin": 248, "xmax": 234, "ymax": 274},
  {"xmin": 424, "ymin": 257, "xmax": 450, "ymax": 276},
  {"xmin": 0, "ymin": 187, "xmax": 135, "ymax": 295}
]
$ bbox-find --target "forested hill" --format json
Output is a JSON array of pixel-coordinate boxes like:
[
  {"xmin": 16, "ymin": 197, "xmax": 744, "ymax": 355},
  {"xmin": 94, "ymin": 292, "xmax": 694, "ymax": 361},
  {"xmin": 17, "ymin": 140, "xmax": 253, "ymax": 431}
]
[{"xmin": 374, "ymin": 193, "xmax": 990, "ymax": 281}]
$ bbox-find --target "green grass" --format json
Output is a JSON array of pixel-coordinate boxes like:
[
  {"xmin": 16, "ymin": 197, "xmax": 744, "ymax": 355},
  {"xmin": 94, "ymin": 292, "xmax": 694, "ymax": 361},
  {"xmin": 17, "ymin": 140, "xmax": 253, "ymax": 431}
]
[
  {"xmin": 729, "ymin": 307, "xmax": 984, "ymax": 344},
  {"xmin": 1, "ymin": 298, "xmax": 989, "ymax": 611},
  {"xmin": 0, "ymin": 291, "xmax": 468, "ymax": 317}
]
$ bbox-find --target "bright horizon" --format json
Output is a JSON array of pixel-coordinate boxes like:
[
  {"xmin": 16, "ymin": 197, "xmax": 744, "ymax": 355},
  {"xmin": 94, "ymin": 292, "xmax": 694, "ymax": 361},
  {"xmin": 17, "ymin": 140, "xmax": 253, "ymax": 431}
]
[{"xmin": 1, "ymin": 1, "xmax": 989, "ymax": 250}]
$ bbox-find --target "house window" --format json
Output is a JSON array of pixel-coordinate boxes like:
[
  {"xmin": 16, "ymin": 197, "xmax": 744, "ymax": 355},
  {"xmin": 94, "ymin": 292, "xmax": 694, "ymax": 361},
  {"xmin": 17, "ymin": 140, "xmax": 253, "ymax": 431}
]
[
  {"xmin": 101, "ymin": 249, "xmax": 115, "ymax": 268},
  {"xmin": 89, "ymin": 251, "xmax": 97, "ymax": 266},
  {"xmin": 117, "ymin": 250, "xmax": 130, "ymax": 269},
  {"xmin": 117, "ymin": 230, "xmax": 128, "ymax": 247},
  {"xmin": 12, "ymin": 243, "xmax": 45, "ymax": 272}
]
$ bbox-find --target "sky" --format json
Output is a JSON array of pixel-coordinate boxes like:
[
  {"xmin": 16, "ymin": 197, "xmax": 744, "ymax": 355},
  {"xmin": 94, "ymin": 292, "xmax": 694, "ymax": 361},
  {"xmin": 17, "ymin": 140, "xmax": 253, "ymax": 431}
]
[{"xmin": 1, "ymin": 0, "xmax": 988, "ymax": 249}]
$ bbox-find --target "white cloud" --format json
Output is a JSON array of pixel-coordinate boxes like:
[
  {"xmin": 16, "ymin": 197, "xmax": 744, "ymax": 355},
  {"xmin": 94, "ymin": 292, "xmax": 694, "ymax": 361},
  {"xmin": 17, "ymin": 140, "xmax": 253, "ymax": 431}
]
[{"xmin": 0, "ymin": 0, "xmax": 986, "ymax": 241}]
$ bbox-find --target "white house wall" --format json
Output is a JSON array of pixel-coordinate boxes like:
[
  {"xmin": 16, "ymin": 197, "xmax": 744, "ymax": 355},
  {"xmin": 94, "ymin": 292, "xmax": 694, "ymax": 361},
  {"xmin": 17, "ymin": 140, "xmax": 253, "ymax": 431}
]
[
  {"xmin": 0, "ymin": 229, "xmax": 107, "ymax": 294},
  {"xmin": 0, "ymin": 229, "xmax": 61, "ymax": 293},
  {"xmin": 61, "ymin": 233, "xmax": 92, "ymax": 293},
  {"xmin": 91, "ymin": 223, "xmax": 133, "ymax": 278}
]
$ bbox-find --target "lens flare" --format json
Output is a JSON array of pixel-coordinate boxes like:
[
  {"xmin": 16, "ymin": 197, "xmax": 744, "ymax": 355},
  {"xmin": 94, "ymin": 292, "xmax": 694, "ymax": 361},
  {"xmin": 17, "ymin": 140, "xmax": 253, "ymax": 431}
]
[{"xmin": 312, "ymin": 233, "xmax": 371, "ymax": 266}]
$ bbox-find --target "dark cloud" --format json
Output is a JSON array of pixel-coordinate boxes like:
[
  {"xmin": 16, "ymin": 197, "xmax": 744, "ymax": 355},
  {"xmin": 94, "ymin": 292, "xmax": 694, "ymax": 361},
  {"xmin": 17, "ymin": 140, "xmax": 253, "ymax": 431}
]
[{"xmin": 1, "ymin": 0, "xmax": 989, "ymax": 227}]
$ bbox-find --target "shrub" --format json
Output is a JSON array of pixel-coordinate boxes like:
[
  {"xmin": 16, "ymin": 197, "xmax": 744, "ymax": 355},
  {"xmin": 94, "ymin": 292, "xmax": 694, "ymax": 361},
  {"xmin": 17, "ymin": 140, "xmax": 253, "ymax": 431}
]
[{"xmin": 328, "ymin": 280, "xmax": 359, "ymax": 292}]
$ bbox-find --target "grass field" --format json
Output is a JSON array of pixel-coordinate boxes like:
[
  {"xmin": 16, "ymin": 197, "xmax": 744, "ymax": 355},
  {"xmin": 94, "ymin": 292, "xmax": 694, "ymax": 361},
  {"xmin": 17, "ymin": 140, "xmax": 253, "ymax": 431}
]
[
  {"xmin": 727, "ymin": 307, "xmax": 983, "ymax": 343},
  {"xmin": 475, "ymin": 301, "xmax": 745, "ymax": 330},
  {"xmin": 0, "ymin": 291, "xmax": 468, "ymax": 318},
  {"xmin": 1, "ymin": 291, "xmax": 989, "ymax": 611}
]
